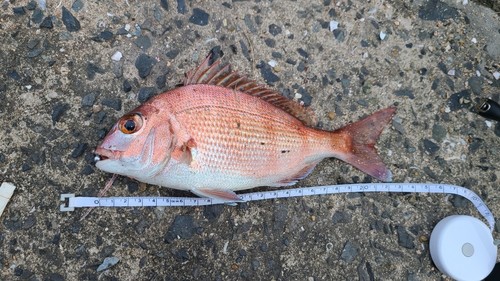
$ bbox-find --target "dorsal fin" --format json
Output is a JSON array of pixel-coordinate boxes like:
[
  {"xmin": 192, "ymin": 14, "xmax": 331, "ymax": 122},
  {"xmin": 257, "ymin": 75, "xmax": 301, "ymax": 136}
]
[{"xmin": 184, "ymin": 54, "xmax": 318, "ymax": 127}]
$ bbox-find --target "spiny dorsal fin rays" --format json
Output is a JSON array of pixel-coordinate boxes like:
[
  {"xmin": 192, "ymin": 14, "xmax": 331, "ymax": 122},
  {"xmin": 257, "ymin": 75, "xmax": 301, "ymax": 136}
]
[{"xmin": 184, "ymin": 54, "xmax": 318, "ymax": 127}]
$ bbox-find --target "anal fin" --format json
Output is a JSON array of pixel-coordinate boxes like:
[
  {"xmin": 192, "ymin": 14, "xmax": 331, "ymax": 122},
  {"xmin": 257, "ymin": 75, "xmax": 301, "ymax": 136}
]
[
  {"xmin": 191, "ymin": 188, "xmax": 243, "ymax": 202},
  {"xmin": 275, "ymin": 161, "xmax": 320, "ymax": 186}
]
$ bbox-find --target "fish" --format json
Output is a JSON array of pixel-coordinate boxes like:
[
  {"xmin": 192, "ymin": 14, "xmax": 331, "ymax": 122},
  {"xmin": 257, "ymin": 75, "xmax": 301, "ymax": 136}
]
[{"xmin": 94, "ymin": 54, "xmax": 396, "ymax": 201}]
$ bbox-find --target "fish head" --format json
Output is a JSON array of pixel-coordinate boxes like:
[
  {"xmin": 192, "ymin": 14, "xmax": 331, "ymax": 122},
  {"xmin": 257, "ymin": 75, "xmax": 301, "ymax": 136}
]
[{"xmin": 94, "ymin": 102, "xmax": 175, "ymax": 178}]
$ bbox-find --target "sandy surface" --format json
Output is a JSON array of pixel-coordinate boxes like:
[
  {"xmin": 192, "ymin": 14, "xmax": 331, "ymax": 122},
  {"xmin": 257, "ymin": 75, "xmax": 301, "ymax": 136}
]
[{"xmin": 1, "ymin": 0, "xmax": 499, "ymax": 280}]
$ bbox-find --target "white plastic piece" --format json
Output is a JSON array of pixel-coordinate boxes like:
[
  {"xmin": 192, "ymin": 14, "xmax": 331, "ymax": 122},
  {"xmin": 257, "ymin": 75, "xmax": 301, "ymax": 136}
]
[
  {"xmin": 379, "ymin": 31, "xmax": 387, "ymax": 41},
  {"xmin": 0, "ymin": 182, "xmax": 16, "ymax": 217},
  {"xmin": 430, "ymin": 215, "xmax": 497, "ymax": 281}
]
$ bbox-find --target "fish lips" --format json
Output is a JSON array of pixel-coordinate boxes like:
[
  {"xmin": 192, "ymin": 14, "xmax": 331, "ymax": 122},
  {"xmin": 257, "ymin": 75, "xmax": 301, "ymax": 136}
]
[{"xmin": 94, "ymin": 147, "xmax": 121, "ymax": 162}]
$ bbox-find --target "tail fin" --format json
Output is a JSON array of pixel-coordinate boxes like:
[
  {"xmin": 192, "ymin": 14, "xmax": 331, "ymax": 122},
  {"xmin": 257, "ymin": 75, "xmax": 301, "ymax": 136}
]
[{"xmin": 334, "ymin": 107, "xmax": 396, "ymax": 182}]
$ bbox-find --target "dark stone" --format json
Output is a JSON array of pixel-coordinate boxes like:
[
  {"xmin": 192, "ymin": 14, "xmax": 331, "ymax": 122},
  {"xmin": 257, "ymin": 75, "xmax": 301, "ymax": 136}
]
[
  {"xmin": 396, "ymin": 225, "xmax": 415, "ymax": 249},
  {"xmin": 437, "ymin": 61, "xmax": 447, "ymax": 74},
  {"xmin": 134, "ymin": 35, "xmax": 152, "ymax": 50},
  {"xmin": 432, "ymin": 124, "xmax": 446, "ymax": 142},
  {"xmin": 116, "ymin": 27, "xmax": 128, "ymax": 35},
  {"xmin": 46, "ymin": 273, "xmax": 64, "ymax": 281},
  {"xmin": 27, "ymin": 48, "xmax": 43, "ymax": 58},
  {"xmin": 52, "ymin": 103, "xmax": 69, "ymax": 124},
  {"xmin": 360, "ymin": 40, "xmax": 370, "ymax": 47},
  {"xmin": 239, "ymin": 40, "xmax": 251, "ymax": 61},
  {"xmin": 423, "ymin": 139, "xmax": 440, "ymax": 155},
  {"xmin": 32, "ymin": 8, "xmax": 44, "ymax": 24},
  {"xmin": 13, "ymin": 7, "xmax": 26, "ymax": 15},
  {"xmin": 264, "ymin": 38, "xmax": 276, "ymax": 48},
  {"xmin": 257, "ymin": 61, "xmax": 280, "ymax": 85},
  {"xmin": 495, "ymin": 122, "xmax": 500, "ymax": 138},
  {"xmin": 40, "ymin": 17, "xmax": 54, "ymax": 29},
  {"xmin": 208, "ymin": 45, "xmax": 223, "ymax": 64},
  {"xmin": 156, "ymin": 74, "xmax": 167, "ymax": 89},
  {"xmin": 135, "ymin": 54, "xmax": 156, "ymax": 79},
  {"xmin": 286, "ymin": 58, "xmax": 297, "ymax": 65},
  {"xmin": 394, "ymin": 88, "xmax": 415, "ymax": 99},
  {"xmin": 127, "ymin": 181, "xmax": 139, "ymax": 193},
  {"xmin": 447, "ymin": 90, "xmax": 471, "ymax": 111},
  {"xmin": 164, "ymin": 215, "xmax": 198, "ymax": 243},
  {"xmin": 468, "ymin": 138, "xmax": 483, "ymax": 153},
  {"xmin": 298, "ymin": 86, "xmax": 312, "ymax": 106},
  {"xmin": 332, "ymin": 211, "xmax": 351, "ymax": 224},
  {"xmin": 87, "ymin": 63, "xmax": 105, "ymax": 80},
  {"xmin": 27, "ymin": 39, "xmax": 40, "ymax": 50},
  {"xmin": 340, "ymin": 241, "xmax": 358, "ymax": 262},
  {"xmin": 468, "ymin": 76, "xmax": 483, "ymax": 95},
  {"xmin": 160, "ymin": 0, "xmax": 169, "ymax": 10},
  {"xmin": 271, "ymin": 51, "xmax": 282, "ymax": 59},
  {"xmin": 418, "ymin": 0, "xmax": 459, "ymax": 21},
  {"xmin": 176, "ymin": 0, "xmax": 187, "ymax": 14},
  {"xmin": 72, "ymin": 0, "xmax": 84, "ymax": 12},
  {"xmin": 123, "ymin": 79, "xmax": 132, "ymax": 92},
  {"xmin": 451, "ymin": 194, "xmax": 468, "ymax": 208},
  {"xmin": 173, "ymin": 248, "xmax": 190, "ymax": 262},
  {"xmin": 244, "ymin": 14, "xmax": 257, "ymax": 33},
  {"xmin": 102, "ymin": 98, "xmax": 122, "ymax": 111},
  {"xmin": 189, "ymin": 8, "xmax": 209, "ymax": 26},
  {"xmin": 22, "ymin": 215, "xmax": 36, "ymax": 230},
  {"xmin": 81, "ymin": 93, "xmax": 96, "ymax": 107},
  {"xmin": 251, "ymin": 260, "xmax": 260, "ymax": 271},
  {"xmin": 405, "ymin": 42, "xmax": 413, "ymax": 48},
  {"xmin": 26, "ymin": 1, "xmax": 37, "ymax": 10},
  {"xmin": 71, "ymin": 143, "xmax": 88, "ymax": 158},
  {"xmin": 81, "ymin": 165, "xmax": 94, "ymax": 175},
  {"xmin": 296, "ymin": 61, "xmax": 306, "ymax": 72},
  {"xmin": 268, "ymin": 24, "xmax": 282, "ymax": 36},
  {"xmin": 138, "ymin": 87, "xmax": 157, "ymax": 103},
  {"xmin": 203, "ymin": 205, "xmax": 224, "ymax": 221},
  {"xmin": 21, "ymin": 163, "xmax": 32, "ymax": 172},
  {"xmin": 430, "ymin": 79, "xmax": 439, "ymax": 91},
  {"xmin": 423, "ymin": 166, "xmax": 438, "ymax": 179},
  {"xmin": 333, "ymin": 29, "xmax": 345, "ymax": 42},
  {"xmin": 92, "ymin": 30, "xmax": 114, "ymax": 42},
  {"xmin": 7, "ymin": 70, "xmax": 22, "ymax": 81},
  {"xmin": 419, "ymin": 68, "xmax": 427, "ymax": 75},
  {"xmin": 62, "ymin": 6, "xmax": 81, "ymax": 32},
  {"xmin": 297, "ymin": 48, "xmax": 309, "ymax": 58},
  {"xmin": 165, "ymin": 49, "xmax": 180, "ymax": 59}
]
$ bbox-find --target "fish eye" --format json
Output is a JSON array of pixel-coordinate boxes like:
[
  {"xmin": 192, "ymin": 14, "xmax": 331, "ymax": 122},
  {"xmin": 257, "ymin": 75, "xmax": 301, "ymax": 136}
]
[{"xmin": 119, "ymin": 113, "xmax": 143, "ymax": 134}]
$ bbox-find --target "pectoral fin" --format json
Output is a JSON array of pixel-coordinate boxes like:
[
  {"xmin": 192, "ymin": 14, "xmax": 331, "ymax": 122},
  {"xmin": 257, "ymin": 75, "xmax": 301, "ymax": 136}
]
[{"xmin": 191, "ymin": 188, "xmax": 243, "ymax": 202}]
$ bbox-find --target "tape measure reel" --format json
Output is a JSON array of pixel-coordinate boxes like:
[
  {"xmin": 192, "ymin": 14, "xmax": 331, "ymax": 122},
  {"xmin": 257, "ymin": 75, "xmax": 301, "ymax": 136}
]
[
  {"xmin": 60, "ymin": 183, "xmax": 499, "ymax": 280},
  {"xmin": 430, "ymin": 215, "xmax": 497, "ymax": 281}
]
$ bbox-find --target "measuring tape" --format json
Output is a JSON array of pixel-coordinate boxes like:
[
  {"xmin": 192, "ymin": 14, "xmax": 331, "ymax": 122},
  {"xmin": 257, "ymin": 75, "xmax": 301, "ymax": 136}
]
[{"xmin": 60, "ymin": 182, "xmax": 495, "ymax": 231}]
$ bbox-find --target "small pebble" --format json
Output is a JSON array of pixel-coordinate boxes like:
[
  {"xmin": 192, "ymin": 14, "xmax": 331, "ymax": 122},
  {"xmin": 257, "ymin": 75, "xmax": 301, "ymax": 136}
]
[
  {"xmin": 61, "ymin": 6, "xmax": 81, "ymax": 32},
  {"xmin": 135, "ymin": 54, "xmax": 156, "ymax": 79},
  {"xmin": 138, "ymin": 87, "xmax": 157, "ymax": 103},
  {"xmin": 471, "ymin": 37, "xmax": 477, "ymax": 44},
  {"xmin": 268, "ymin": 60, "xmax": 277, "ymax": 68},
  {"xmin": 329, "ymin": 20, "xmax": 339, "ymax": 31},
  {"xmin": 111, "ymin": 51, "xmax": 122, "ymax": 61},
  {"xmin": 97, "ymin": 257, "xmax": 119, "ymax": 272},
  {"xmin": 493, "ymin": 71, "xmax": 500, "ymax": 80},
  {"xmin": 123, "ymin": 79, "xmax": 132, "ymax": 92},
  {"xmin": 268, "ymin": 24, "xmax": 282, "ymax": 36},
  {"xmin": 40, "ymin": 16, "xmax": 53, "ymax": 29},
  {"xmin": 189, "ymin": 8, "xmax": 209, "ymax": 26},
  {"xmin": 72, "ymin": 0, "xmax": 84, "ymax": 12},
  {"xmin": 447, "ymin": 69, "xmax": 455, "ymax": 76},
  {"xmin": 379, "ymin": 31, "xmax": 387, "ymax": 41}
]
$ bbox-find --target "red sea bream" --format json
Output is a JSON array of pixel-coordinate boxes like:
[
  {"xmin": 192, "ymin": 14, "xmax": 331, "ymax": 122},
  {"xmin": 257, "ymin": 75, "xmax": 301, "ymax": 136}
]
[{"xmin": 94, "ymin": 55, "xmax": 396, "ymax": 201}]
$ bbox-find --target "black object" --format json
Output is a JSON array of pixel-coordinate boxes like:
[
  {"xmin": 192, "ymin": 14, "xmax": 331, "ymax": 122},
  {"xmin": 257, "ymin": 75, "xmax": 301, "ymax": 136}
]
[{"xmin": 474, "ymin": 98, "xmax": 500, "ymax": 122}]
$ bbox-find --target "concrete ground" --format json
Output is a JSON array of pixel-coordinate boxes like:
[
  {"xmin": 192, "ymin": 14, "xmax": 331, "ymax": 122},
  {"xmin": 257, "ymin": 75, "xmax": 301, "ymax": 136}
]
[{"xmin": 1, "ymin": 0, "xmax": 499, "ymax": 280}]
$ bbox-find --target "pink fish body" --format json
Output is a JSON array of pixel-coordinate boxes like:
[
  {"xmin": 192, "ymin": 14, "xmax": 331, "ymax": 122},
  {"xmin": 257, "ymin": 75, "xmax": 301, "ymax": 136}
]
[{"xmin": 95, "ymin": 56, "xmax": 395, "ymax": 201}]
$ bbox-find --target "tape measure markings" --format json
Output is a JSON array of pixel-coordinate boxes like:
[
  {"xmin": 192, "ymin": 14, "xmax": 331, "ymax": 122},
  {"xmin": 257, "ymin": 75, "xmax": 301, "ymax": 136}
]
[{"xmin": 60, "ymin": 183, "xmax": 495, "ymax": 231}]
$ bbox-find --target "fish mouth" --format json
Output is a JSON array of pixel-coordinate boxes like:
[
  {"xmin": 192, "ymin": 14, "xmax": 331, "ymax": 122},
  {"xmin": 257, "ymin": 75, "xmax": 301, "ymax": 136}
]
[{"xmin": 94, "ymin": 147, "xmax": 121, "ymax": 162}]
